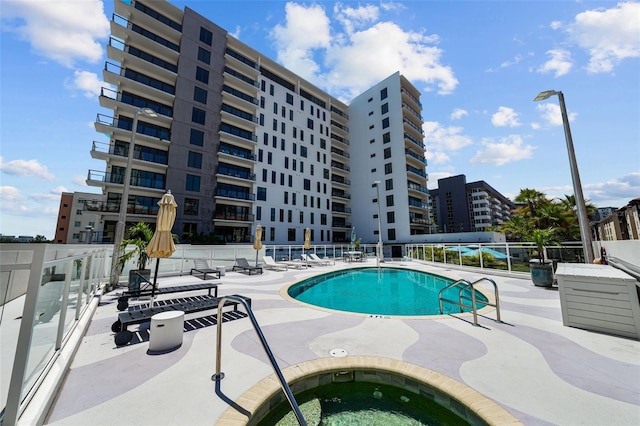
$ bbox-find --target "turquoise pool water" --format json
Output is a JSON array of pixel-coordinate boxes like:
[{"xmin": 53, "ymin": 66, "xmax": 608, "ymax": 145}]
[{"xmin": 288, "ymin": 267, "xmax": 487, "ymax": 316}]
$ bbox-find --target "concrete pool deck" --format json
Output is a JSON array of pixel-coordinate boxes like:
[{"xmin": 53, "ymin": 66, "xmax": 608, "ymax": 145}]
[{"xmin": 43, "ymin": 260, "xmax": 640, "ymax": 425}]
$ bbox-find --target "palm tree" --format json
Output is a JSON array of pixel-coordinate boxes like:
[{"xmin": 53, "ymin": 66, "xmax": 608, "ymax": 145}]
[
  {"xmin": 514, "ymin": 188, "xmax": 547, "ymax": 218},
  {"xmin": 116, "ymin": 222, "xmax": 154, "ymax": 271},
  {"xmin": 493, "ymin": 216, "xmax": 531, "ymax": 241},
  {"xmin": 529, "ymin": 228, "xmax": 561, "ymax": 263}
]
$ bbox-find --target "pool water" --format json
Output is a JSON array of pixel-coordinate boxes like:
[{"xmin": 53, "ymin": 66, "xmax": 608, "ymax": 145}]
[
  {"xmin": 288, "ymin": 267, "xmax": 487, "ymax": 316},
  {"xmin": 257, "ymin": 381, "xmax": 470, "ymax": 425}
]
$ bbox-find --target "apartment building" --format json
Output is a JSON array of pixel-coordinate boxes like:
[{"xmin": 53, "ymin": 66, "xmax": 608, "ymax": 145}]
[
  {"xmin": 429, "ymin": 175, "xmax": 513, "ymax": 233},
  {"xmin": 594, "ymin": 198, "xmax": 640, "ymax": 241},
  {"xmin": 88, "ymin": 0, "xmax": 428, "ymax": 246},
  {"xmin": 53, "ymin": 192, "xmax": 104, "ymax": 244}
]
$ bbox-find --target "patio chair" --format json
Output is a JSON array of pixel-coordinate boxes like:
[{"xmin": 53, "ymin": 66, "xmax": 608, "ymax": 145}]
[
  {"xmin": 232, "ymin": 257, "xmax": 263, "ymax": 275},
  {"xmin": 190, "ymin": 259, "xmax": 222, "ymax": 280},
  {"xmin": 301, "ymin": 254, "xmax": 330, "ymax": 266},
  {"xmin": 309, "ymin": 253, "xmax": 334, "ymax": 265},
  {"xmin": 262, "ymin": 256, "xmax": 289, "ymax": 271}
]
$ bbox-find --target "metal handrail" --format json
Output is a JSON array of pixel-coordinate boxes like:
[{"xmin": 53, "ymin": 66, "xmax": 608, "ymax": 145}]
[
  {"xmin": 212, "ymin": 295, "xmax": 307, "ymax": 425},
  {"xmin": 438, "ymin": 278, "xmax": 502, "ymax": 326},
  {"xmin": 606, "ymin": 256, "xmax": 640, "ymax": 284}
]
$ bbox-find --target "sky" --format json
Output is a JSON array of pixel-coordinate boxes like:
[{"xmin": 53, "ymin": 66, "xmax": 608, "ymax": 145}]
[{"xmin": 1, "ymin": 0, "xmax": 639, "ymax": 239}]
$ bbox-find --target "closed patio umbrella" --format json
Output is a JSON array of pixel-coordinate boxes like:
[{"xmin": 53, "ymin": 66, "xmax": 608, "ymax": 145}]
[
  {"xmin": 253, "ymin": 224, "xmax": 263, "ymax": 266},
  {"xmin": 303, "ymin": 228, "xmax": 311, "ymax": 266},
  {"xmin": 146, "ymin": 190, "xmax": 177, "ymax": 304}
]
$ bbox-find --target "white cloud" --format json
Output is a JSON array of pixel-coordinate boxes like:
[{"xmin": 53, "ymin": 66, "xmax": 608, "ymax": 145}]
[
  {"xmin": 537, "ymin": 49, "xmax": 573, "ymax": 77},
  {"xmin": 567, "ymin": 2, "xmax": 640, "ymax": 73},
  {"xmin": 491, "ymin": 106, "xmax": 521, "ymax": 127},
  {"xmin": 470, "ymin": 135, "xmax": 535, "ymax": 166},
  {"xmin": 334, "ymin": 3, "xmax": 379, "ymax": 34},
  {"xmin": 64, "ymin": 70, "xmax": 107, "ymax": 99},
  {"xmin": 531, "ymin": 122, "xmax": 542, "ymax": 130},
  {"xmin": 550, "ymin": 21, "xmax": 563, "ymax": 30},
  {"xmin": 450, "ymin": 108, "xmax": 468, "ymax": 120},
  {"xmin": 585, "ymin": 172, "xmax": 640, "ymax": 204},
  {"xmin": 72, "ymin": 175, "xmax": 89, "ymax": 186},
  {"xmin": 1, "ymin": 0, "xmax": 109, "ymax": 67},
  {"xmin": 423, "ymin": 121, "xmax": 473, "ymax": 151},
  {"xmin": 0, "ymin": 156, "xmax": 55, "ymax": 180},
  {"xmin": 270, "ymin": 3, "xmax": 458, "ymax": 99},
  {"xmin": 425, "ymin": 150, "xmax": 450, "ymax": 165},
  {"xmin": 500, "ymin": 54, "xmax": 523, "ymax": 69},
  {"xmin": 426, "ymin": 171, "xmax": 454, "ymax": 188},
  {"xmin": 536, "ymin": 103, "xmax": 577, "ymax": 126},
  {"xmin": 0, "ymin": 186, "xmax": 23, "ymax": 202},
  {"xmin": 270, "ymin": 3, "xmax": 332, "ymax": 83}
]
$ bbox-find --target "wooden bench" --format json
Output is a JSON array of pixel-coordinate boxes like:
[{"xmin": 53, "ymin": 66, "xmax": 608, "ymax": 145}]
[{"xmin": 112, "ymin": 294, "xmax": 251, "ymax": 346}]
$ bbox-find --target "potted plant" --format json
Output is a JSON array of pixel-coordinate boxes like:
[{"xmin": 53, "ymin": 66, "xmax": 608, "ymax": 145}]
[
  {"xmin": 116, "ymin": 222, "xmax": 153, "ymax": 291},
  {"xmin": 528, "ymin": 228, "xmax": 560, "ymax": 287}
]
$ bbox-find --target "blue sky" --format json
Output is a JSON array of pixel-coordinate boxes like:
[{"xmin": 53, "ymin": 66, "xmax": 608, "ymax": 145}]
[{"xmin": 1, "ymin": 0, "xmax": 639, "ymax": 239}]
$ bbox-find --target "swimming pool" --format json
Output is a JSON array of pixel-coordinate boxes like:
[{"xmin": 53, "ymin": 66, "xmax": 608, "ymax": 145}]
[{"xmin": 286, "ymin": 267, "xmax": 488, "ymax": 316}]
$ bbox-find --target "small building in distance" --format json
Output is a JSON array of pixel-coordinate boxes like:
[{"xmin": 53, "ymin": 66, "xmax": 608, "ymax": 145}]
[
  {"xmin": 54, "ymin": 192, "xmax": 104, "ymax": 244},
  {"xmin": 594, "ymin": 198, "xmax": 639, "ymax": 241}
]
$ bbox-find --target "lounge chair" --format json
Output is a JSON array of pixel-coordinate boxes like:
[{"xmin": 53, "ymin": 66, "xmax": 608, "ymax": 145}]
[
  {"xmin": 301, "ymin": 254, "xmax": 330, "ymax": 266},
  {"xmin": 309, "ymin": 253, "xmax": 334, "ymax": 265},
  {"xmin": 111, "ymin": 294, "xmax": 251, "ymax": 346},
  {"xmin": 190, "ymin": 259, "xmax": 222, "ymax": 280},
  {"xmin": 232, "ymin": 257, "xmax": 263, "ymax": 275},
  {"xmin": 262, "ymin": 256, "xmax": 289, "ymax": 271}
]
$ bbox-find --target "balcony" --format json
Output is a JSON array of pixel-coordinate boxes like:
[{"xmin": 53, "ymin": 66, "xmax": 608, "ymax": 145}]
[
  {"xmin": 330, "ymin": 147, "xmax": 350, "ymax": 159},
  {"xmin": 404, "ymin": 133, "xmax": 425, "ymax": 151},
  {"xmin": 215, "ymin": 188, "xmax": 255, "ymax": 201},
  {"xmin": 86, "ymin": 170, "xmax": 166, "ymax": 193},
  {"xmin": 83, "ymin": 200, "xmax": 157, "ymax": 217},
  {"xmin": 216, "ymin": 164, "xmax": 256, "ymax": 182},
  {"xmin": 95, "ymin": 113, "xmax": 171, "ymax": 146},
  {"xmin": 103, "ymin": 62, "xmax": 175, "ymax": 105},
  {"xmin": 331, "ymin": 175, "xmax": 351, "ymax": 186},
  {"xmin": 90, "ymin": 141, "xmax": 168, "ymax": 168},
  {"xmin": 331, "ymin": 190, "xmax": 351, "ymax": 200},
  {"xmin": 406, "ymin": 165, "xmax": 427, "ymax": 179}
]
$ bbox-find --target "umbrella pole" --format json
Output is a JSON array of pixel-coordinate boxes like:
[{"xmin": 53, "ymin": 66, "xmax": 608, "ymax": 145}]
[{"xmin": 150, "ymin": 258, "xmax": 160, "ymax": 307}]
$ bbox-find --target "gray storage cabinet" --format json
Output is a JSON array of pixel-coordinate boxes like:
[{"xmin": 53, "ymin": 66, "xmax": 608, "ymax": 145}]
[{"xmin": 556, "ymin": 263, "xmax": 640, "ymax": 340}]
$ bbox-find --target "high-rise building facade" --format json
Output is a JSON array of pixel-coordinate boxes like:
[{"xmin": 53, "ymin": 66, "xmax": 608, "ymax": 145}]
[
  {"xmin": 88, "ymin": 0, "xmax": 428, "ymax": 246},
  {"xmin": 429, "ymin": 175, "xmax": 513, "ymax": 233}
]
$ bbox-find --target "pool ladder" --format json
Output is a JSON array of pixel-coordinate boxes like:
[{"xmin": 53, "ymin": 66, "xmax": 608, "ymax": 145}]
[
  {"xmin": 212, "ymin": 295, "xmax": 307, "ymax": 426},
  {"xmin": 438, "ymin": 278, "xmax": 502, "ymax": 326}
]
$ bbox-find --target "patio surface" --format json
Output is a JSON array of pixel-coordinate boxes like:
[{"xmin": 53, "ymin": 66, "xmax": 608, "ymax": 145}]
[{"xmin": 44, "ymin": 260, "xmax": 640, "ymax": 425}]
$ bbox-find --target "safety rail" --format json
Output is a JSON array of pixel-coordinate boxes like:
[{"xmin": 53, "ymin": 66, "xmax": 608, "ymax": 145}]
[
  {"xmin": 438, "ymin": 278, "xmax": 502, "ymax": 326},
  {"xmin": 606, "ymin": 256, "xmax": 640, "ymax": 284},
  {"xmin": 212, "ymin": 295, "xmax": 307, "ymax": 425}
]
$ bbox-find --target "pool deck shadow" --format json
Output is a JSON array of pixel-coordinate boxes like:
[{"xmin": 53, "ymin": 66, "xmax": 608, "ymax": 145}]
[{"xmin": 42, "ymin": 260, "xmax": 640, "ymax": 426}]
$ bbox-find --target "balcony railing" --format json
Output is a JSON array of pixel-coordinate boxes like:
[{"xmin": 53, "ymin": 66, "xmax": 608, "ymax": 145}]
[{"xmin": 215, "ymin": 188, "xmax": 255, "ymax": 201}]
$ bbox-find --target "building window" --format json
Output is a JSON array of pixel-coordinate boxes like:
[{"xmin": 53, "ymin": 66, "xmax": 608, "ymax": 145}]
[
  {"xmin": 184, "ymin": 198, "xmax": 199, "ymax": 215},
  {"xmin": 256, "ymin": 206, "xmax": 262, "ymax": 220},
  {"xmin": 257, "ymin": 187, "xmax": 267, "ymax": 201},
  {"xmin": 383, "ymin": 132, "xmax": 391, "ymax": 144},
  {"xmin": 286, "ymin": 93, "xmax": 294, "ymax": 105},
  {"xmin": 194, "ymin": 86, "xmax": 208, "ymax": 104},
  {"xmin": 387, "ymin": 228, "xmax": 396, "ymax": 240},
  {"xmin": 320, "ymin": 214, "xmax": 327, "ymax": 225},
  {"xmin": 196, "ymin": 66, "xmax": 209, "ymax": 84},
  {"xmin": 192, "ymin": 107, "xmax": 205, "ymax": 125},
  {"xmin": 381, "ymin": 103, "xmax": 389, "ymax": 114},
  {"xmin": 187, "ymin": 151, "xmax": 202, "ymax": 168},
  {"xmin": 300, "ymin": 146, "xmax": 307, "ymax": 157},
  {"xmin": 384, "ymin": 162, "xmax": 393, "ymax": 174},
  {"xmin": 288, "ymin": 228, "xmax": 296, "ymax": 241},
  {"xmin": 385, "ymin": 178, "xmax": 393, "ymax": 190},
  {"xmin": 197, "ymin": 47, "xmax": 211, "ymax": 64},
  {"xmin": 304, "ymin": 179, "xmax": 311, "ymax": 190},
  {"xmin": 259, "ymin": 113, "xmax": 264, "ymax": 126},
  {"xmin": 307, "ymin": 118, "xmax": 314, "ymax": 129},
  {"xmin": 387, "ymin": 211, "xmax": 395, "ymax": 223},
  {"xmin": 270, "ymin": 208, "xmax": 276, "ymax": 221},
  {"xmin": 381, "ymin": 87, "xmax": 388, "ymax": 100},
  {"xmin": 382, "ymin": 117, "xmax": 390, "ymax": 129},
  {"xmin": 386, "ymin": 194, "xmax": 394, "ymax": 206},
  {"xmin": 200, "ymin": 27, "xmax": 213, "ymax": 45},
  {"xmin": 384, "ymin": 147, "xmax": 391, "ymax": 159},
  {"xmin": 186, "ymin": 174, "xmax": 201, "ymax": 192},
  {"xmin": 190, "ymin": 129, "xmax": 204, "ymax": 146},
  {"xmin": 270, "ymin": 84, "xmax": 274, "ymax": 96}
]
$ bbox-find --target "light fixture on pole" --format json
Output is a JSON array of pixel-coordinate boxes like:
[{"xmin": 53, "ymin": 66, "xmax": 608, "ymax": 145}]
[
  {"xmin": 109, "ymin": 108, "xmax": 158, "ymax": 286},
  {"xmin": 374, "ymin": 181, "xmax": 383, "ymax": 267},
  {"xmin": 534, "ymin": 90, "xmax": 594, "ymax": 263}
]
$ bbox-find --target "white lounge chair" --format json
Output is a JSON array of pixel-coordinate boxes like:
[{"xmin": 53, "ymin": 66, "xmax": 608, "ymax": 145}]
[
  {"xmin": 309, "ymin": 253, "xmax": 334, "ymax": 265},
  {"xmin": 262, "ymin": 256, "xmax": 289, "ymax": 271},
  {"xmin": 301, "ymin": 254, "xmax": 330, "ymax": 266}
]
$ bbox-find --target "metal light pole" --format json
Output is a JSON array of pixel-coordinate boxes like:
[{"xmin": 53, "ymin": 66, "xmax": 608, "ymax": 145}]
[
  {"xmin": 109, "ymin": 108, "xmax": 157, "ymax": 286},
  {"xmin": 374, "ymin": 181, "xmax": 383, "ymax": 267},
  {"xmin": 534, "ymin": 90, "xmax": 594, "ymax": 263}
]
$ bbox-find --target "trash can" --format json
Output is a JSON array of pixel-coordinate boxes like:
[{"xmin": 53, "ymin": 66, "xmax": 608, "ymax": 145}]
[
  {"xmin": 216, "ymin": 266, "xmax": 226, "ymax": 276},
  {"xmin": 148, "ymin": 311, "xmax": 185, "ymax": 352}
]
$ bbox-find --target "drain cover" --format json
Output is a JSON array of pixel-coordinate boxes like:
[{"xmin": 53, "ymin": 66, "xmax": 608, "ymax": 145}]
[{"xmin": 329, "ymin": 348, "xmax": 348, "ymax": 357}]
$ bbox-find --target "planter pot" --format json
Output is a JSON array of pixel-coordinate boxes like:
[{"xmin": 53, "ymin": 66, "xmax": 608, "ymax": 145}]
[
  {"xmin": 128, "ymin": 269, "xmax": 151, "ymax": 292},
  {"xmin": 530, "ymin": 260, "xmax": 554, "ymax": 287}
]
